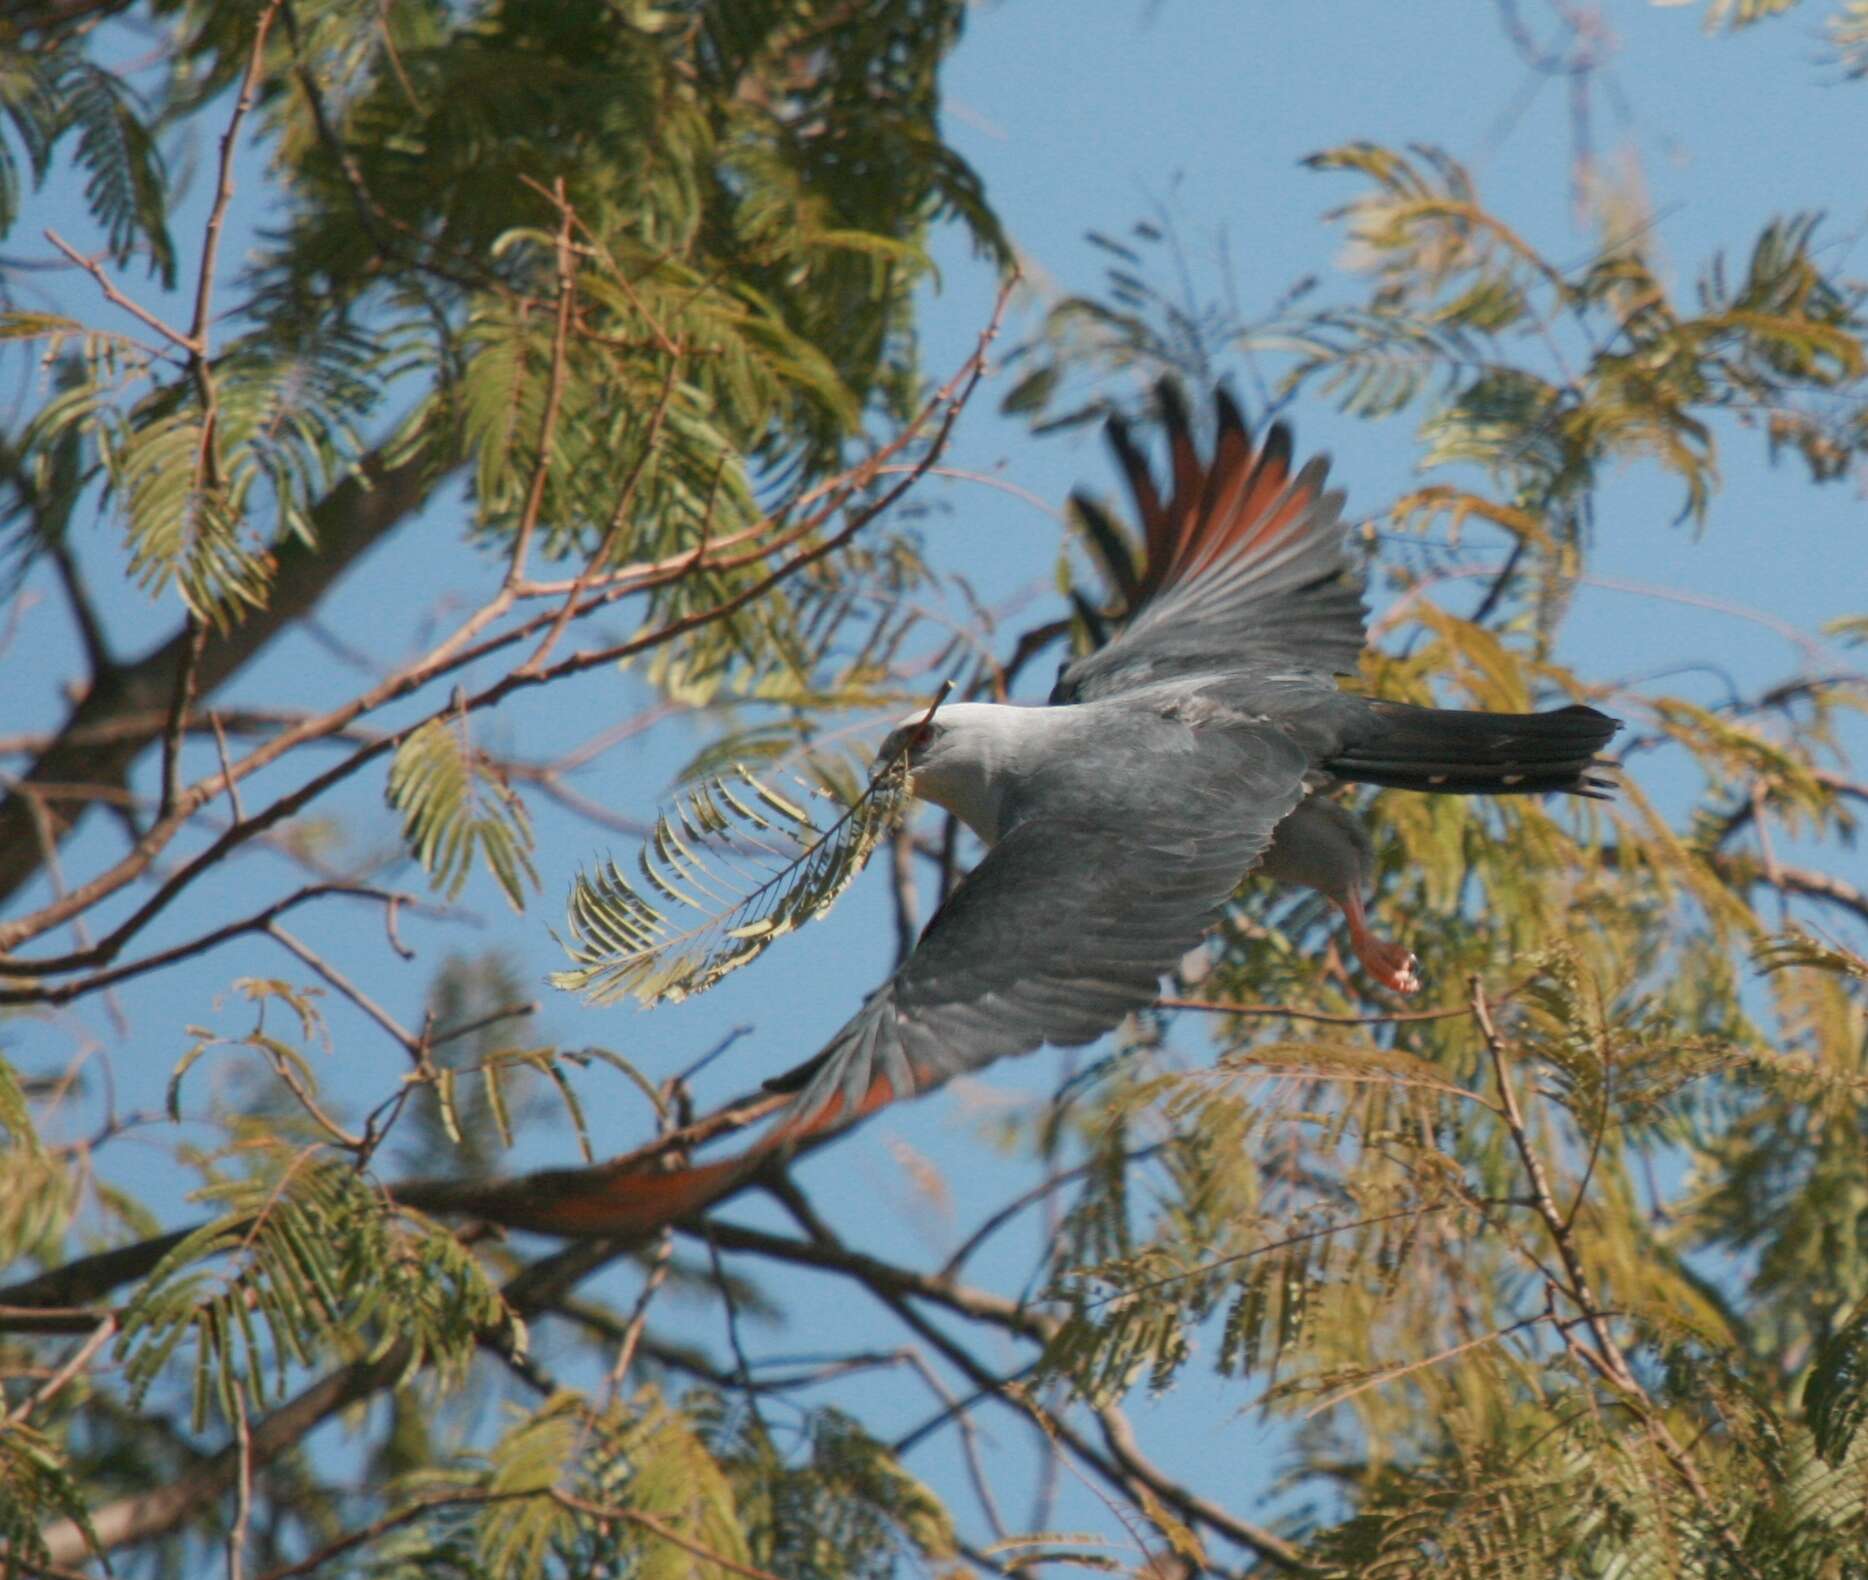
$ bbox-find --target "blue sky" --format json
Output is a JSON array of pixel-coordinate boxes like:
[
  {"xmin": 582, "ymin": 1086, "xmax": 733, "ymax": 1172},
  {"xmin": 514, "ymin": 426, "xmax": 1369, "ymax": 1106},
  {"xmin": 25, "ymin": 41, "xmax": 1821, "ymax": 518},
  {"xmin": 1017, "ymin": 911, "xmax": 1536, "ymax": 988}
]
[{"xmin": 6, "ymin": 1, "xmax": 1868, "ymax": 1566}]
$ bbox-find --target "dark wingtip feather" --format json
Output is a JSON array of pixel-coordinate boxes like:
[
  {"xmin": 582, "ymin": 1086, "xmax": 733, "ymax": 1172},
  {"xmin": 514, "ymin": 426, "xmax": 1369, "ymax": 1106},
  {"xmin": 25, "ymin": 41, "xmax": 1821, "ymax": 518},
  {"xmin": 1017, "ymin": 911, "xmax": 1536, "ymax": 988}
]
[
  {"xmin": 1155, "ymin": 376, "xmax": 1192, "ymax": 435},
  {"xmin": 1104, "ymin": 410, "xmax": 1160, "ymax": 532},
  {"xmin": 1104, "ymin": 408, "xmax": 1139, "ymax": 478},
  {"xmin": 1328, "ymin": 701, "xmax": 1627, "ymax": 798},
  {"xmin": 1213, "ymin": 385, "xmax": 1249, "ymax": 439},
  {"xmin": 1068, "ymin": 587, "xmax": 1111, "ymax": 651},
  {"xmin": 1254, "ymin": 419, "xmax": 1296, "ymax": 487},
  {"xmin": 1156, "ymin": 379, "xmax": 1203, "ymax": 536},
  {"xmin": 1068, "ymin": 491, "xmax": 1141, "ymax": 605}
]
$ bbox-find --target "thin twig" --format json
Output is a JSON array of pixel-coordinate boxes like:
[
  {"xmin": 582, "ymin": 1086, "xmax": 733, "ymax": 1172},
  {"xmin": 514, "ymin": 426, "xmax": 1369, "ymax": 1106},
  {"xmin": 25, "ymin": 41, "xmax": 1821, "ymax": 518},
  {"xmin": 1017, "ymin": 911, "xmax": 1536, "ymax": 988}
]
[
  {"xmin": 705, "ymin": 1224, "xmax": 765, "ymax": 1434},
  {"xmin": 1159, "ymin": 994, "xmax": 1476, "ymax": 1026},
  {"xmin": 46, "ymin": 540, "xmax": 111, "ymax": 680},
  {"xmin": 696, "ymin": 1215, "xmax": 1314, "ymax": 1573},
  {"xmin": 159, "ymin": 618, "xmax": 207, "ymax": 820},
  {"xmin": 605, "ymin": 1229, "xmax": 672, "ymax": 1391},
  {"xmin": 517, "ymin": 325, "xmax": 683, "ymax": 675},
  {"xmin": 0, "ymin": 885, "xmax": 425, "ymax": 1010},
  {"xmin": 263, "ymin": 922, "xmax": 420, "ymax": 1055},
  {"xmin": 888, "ymin": 825, "xmax": 918, "ymax": 970},
  {"xmin": 428, "ymin": 1001, "xmax": 538, "ymax": 1050},
  {"xmin": 43, "ymin": 229, "xmax": 195, "ymax": 353},
  {"xmin": 1472, "ymin": 979, "xmax": 1628, "ymax": 1375},
  {"xmin": 1468, "ymin": 534, "xmax": 1528, "ymax": 629},
  {"xmin": 1469, "ymin": 977, "xmax": 1763, "ymax": 1580},
  {"xmin": 251, "ymin": 1492, "xmax": 537, "ymax": 1580},
  {"xmin": 505, "ymin": 178, "xmax": 576, "ymax": 590},
  {"xmin": 551, "ymin": 1491, "xmax": 782, "ymax": 1580},
  {"xmin": 894, "ymin": 1346, "xmax": 1011, "ymax": 1541},
  {"xmin": 1304, "ymin": 1313, "xmax": 1549, "ymax": 1418},
  {"xmin": 940, "ymin": 1147, "xmax": 1162, "ymax": 1282},
  {"xmin": 226, "ymin": 1389, "xmax": 253, "ymax": 1580},
  {"xmin": 191, "ymin": 2, "xmax": 280, "ymax": 355},
  {"xmin": 208, "ymin": 711, "xmax": 244, "ymax": 823},
  {"xmin": 1, "ymin": 1313, "xmax": 117, "ymax": 1426},
  {"xmin": 604, "ymin": 1071, "xmax": 686, "ymax": 1395}
]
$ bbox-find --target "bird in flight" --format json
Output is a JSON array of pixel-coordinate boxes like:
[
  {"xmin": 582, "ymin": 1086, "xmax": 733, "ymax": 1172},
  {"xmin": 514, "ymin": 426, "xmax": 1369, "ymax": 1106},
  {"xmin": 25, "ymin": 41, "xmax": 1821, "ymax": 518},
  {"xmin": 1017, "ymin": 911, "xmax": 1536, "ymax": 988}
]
[{"xmin": 496, "ymin": 384, "xmax": 1618, "ymax": 1236}]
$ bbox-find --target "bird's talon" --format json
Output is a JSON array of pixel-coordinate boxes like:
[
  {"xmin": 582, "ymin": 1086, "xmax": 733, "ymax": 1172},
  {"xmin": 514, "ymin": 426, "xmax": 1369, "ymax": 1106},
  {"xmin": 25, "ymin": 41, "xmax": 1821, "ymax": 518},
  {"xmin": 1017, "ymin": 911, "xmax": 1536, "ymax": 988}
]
[{"xmin": 1351, "ymin": 932, "xmax": 1421, "ymax": 997}]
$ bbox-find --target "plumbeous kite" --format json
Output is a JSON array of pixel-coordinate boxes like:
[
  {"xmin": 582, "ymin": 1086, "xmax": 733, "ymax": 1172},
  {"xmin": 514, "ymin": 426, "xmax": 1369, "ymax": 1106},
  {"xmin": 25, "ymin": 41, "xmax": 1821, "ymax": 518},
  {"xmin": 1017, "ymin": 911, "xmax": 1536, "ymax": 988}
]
[{"xmin": 511, "ymin": 384, "xmax": 1619, "ymax": 1235}]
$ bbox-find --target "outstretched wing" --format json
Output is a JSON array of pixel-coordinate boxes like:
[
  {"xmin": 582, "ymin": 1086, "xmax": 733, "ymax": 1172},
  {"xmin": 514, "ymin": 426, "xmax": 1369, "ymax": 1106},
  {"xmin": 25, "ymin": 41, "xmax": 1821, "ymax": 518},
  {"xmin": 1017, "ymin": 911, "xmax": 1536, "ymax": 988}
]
[
  {"xmin": 397, "ymin": 720, "xmax": 1295, "ymax": 1241},
  {"xmin": 408, "ymin": 731, "xmax": 1287, "ymax": 1241},
  {"xmin": 1054, "ymin": 384, "xmax": 1367, "ymax": 704},
  {"xmin": 765, "ymin": 721, "xmax": 1310, "ymax": 1135}
]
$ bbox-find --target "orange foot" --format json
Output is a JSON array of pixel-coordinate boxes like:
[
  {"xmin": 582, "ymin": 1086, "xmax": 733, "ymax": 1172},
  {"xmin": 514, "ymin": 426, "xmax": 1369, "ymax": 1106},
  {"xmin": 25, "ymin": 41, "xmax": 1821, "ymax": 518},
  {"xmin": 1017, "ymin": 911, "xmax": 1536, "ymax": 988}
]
[{"xmin": 1339, "ymin": 891, "xmax": 1421, "ymax": 996}]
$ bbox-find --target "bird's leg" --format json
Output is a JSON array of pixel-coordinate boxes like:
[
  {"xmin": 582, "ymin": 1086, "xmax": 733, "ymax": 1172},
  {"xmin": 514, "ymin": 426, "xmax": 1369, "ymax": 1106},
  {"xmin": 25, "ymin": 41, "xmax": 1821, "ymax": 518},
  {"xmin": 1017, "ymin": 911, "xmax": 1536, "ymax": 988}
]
[
  {"xmin": 1258, "ymin": 799, "xmax": 1421, "ymax": 995},
  {"xmin": 1337, "ymin": 888, "xmax": 1420, "ymax": 995}
]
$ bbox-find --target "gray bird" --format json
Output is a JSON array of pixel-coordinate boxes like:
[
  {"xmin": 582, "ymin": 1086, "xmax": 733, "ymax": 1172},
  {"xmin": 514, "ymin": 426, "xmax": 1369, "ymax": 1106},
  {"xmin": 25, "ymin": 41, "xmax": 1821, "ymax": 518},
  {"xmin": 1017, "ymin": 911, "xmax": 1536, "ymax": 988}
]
[{"xmin": 501, "ymin": 385, "xmax": 1617, "ymax": 1235}]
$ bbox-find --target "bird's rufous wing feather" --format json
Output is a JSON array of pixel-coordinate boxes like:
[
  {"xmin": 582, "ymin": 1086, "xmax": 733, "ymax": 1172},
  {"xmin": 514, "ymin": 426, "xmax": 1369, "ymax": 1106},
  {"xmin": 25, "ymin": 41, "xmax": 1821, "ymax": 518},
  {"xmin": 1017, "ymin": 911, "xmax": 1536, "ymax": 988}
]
[{"xmin": 1055, "ymin": 384, "xmax": 1367, "ymax": 702}]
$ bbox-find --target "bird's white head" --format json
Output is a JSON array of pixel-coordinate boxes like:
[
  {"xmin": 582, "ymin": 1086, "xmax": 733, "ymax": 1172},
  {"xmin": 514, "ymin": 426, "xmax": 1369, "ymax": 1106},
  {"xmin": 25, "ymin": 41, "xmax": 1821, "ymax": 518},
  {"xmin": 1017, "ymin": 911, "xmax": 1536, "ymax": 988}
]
[{"xmin": 877, "ymin": 702, "xmax": 1032, "ymax": 846}]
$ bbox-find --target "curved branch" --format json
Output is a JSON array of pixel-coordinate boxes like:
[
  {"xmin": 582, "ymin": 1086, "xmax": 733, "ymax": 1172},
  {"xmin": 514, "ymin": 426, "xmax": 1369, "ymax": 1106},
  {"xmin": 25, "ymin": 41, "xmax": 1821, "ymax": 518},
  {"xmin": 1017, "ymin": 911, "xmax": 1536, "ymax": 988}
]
[{"xmin": 0, "ymin": 885, "xmax": 420, "ymax": 1009}]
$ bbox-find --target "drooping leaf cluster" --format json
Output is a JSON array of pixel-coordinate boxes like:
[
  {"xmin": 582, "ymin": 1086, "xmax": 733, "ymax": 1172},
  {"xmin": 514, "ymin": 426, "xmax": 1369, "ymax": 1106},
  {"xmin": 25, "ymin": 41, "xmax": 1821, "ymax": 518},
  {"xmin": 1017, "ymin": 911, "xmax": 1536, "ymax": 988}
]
[
  {"xmin": 552, "ymin": 755, "xmax": 910, "ymax": 1007},
  {"xmin": 286, "ymin": 1387, "xmax": 956, "ymax": 1580},
  {"xmin": 0, "ymin": 26, "xmax": 173, "ymax": 284},
  {"xmin": 389, "ymin": 714, "xmax": 540, "ymax": 912},
  {"xmin": 115, "ymin": 1159, "xmax": 520, "ymax": 1431}
]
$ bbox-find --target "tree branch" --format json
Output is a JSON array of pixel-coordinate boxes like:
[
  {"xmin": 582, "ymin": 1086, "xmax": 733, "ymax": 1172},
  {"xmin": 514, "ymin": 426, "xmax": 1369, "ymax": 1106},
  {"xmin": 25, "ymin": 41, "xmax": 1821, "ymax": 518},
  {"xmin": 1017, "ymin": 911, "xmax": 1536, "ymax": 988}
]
[
  {"xmin": 0, "ymin": 437, "xmax": 437, "ymax": 910},
  {"xmin": 1, "ymin": 275, "xmax": 1014, "ymax": 965},
  {"xmin": 32, "ymin": 1227, "xmax": 656, "ymax": 1566},
  {"xmin": 0, "ymin": 884, "xmax": 422, "ymax": 1009},
  {"xmin": 694, "ymin": 1216, "xmax": 1315, "ymax": 1573}
]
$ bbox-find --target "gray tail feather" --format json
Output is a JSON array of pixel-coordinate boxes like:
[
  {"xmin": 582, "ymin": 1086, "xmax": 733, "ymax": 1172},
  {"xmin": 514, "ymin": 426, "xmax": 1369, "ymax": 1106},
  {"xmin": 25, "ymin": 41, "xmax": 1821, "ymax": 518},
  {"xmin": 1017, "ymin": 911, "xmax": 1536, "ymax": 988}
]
[{"xmin": 1326, "ymin": 702, "xmax": 1621, "ymax": 798}]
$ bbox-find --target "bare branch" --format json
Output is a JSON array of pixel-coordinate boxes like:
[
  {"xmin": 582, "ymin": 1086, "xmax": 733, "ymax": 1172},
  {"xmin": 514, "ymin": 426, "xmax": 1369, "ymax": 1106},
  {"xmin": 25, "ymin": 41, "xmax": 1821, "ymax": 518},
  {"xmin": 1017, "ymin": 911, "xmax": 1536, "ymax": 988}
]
[
  {"xmin": 504, "ymin": 177, "xmax": 577, "ymax": 591},
  {"xmin": 46, "ymin": 539, "xmax": 112, "ymax": 681},
  {"xmin": 33, "ymin": 1232, "xmax": 642, "ymax": 1565},
  {"xmin": 692, "ymin": 1216, "xmax": 1314, "ymax": 1572},
  {"xmin": 44, "ymin": 228, "xmax": 196, "ymax": 353},
  {"xmin": 0, "ymin": 885, "xmax": 425, "ymax": 1010},
  {"xmin": 264, "ymin": 921, "xmax": 420, "ymax": 1059},
  {"xmin": 0, "ymin": 1313, "xmax": 116, "ymax": 1426},
  {"xmin": 0, "ymin": 437, "xmax": 437, "ymax": 910},
  {"xmin": 39, "ymin": 1342, "xmax": 412, "ymax": 1564}
]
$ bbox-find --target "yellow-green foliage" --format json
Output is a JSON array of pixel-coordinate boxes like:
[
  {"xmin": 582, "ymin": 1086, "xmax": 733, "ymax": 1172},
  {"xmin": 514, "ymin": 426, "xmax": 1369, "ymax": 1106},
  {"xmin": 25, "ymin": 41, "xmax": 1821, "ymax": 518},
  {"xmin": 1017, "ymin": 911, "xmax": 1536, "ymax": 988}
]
[
  {"xmin": 114, "ymin": 1161, "xmax": 519, "ymax": 1432},
  {"xmin": 388, "ymin": 715, "xmax": 539, "ymax": 911},
  {"xmin": 7, "ymin": 4, "xmax": 1868, "ymax": 1574},
  {"xmin": 552, "ymin": 757, "xmax": 909, "ymax": 1007}
]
